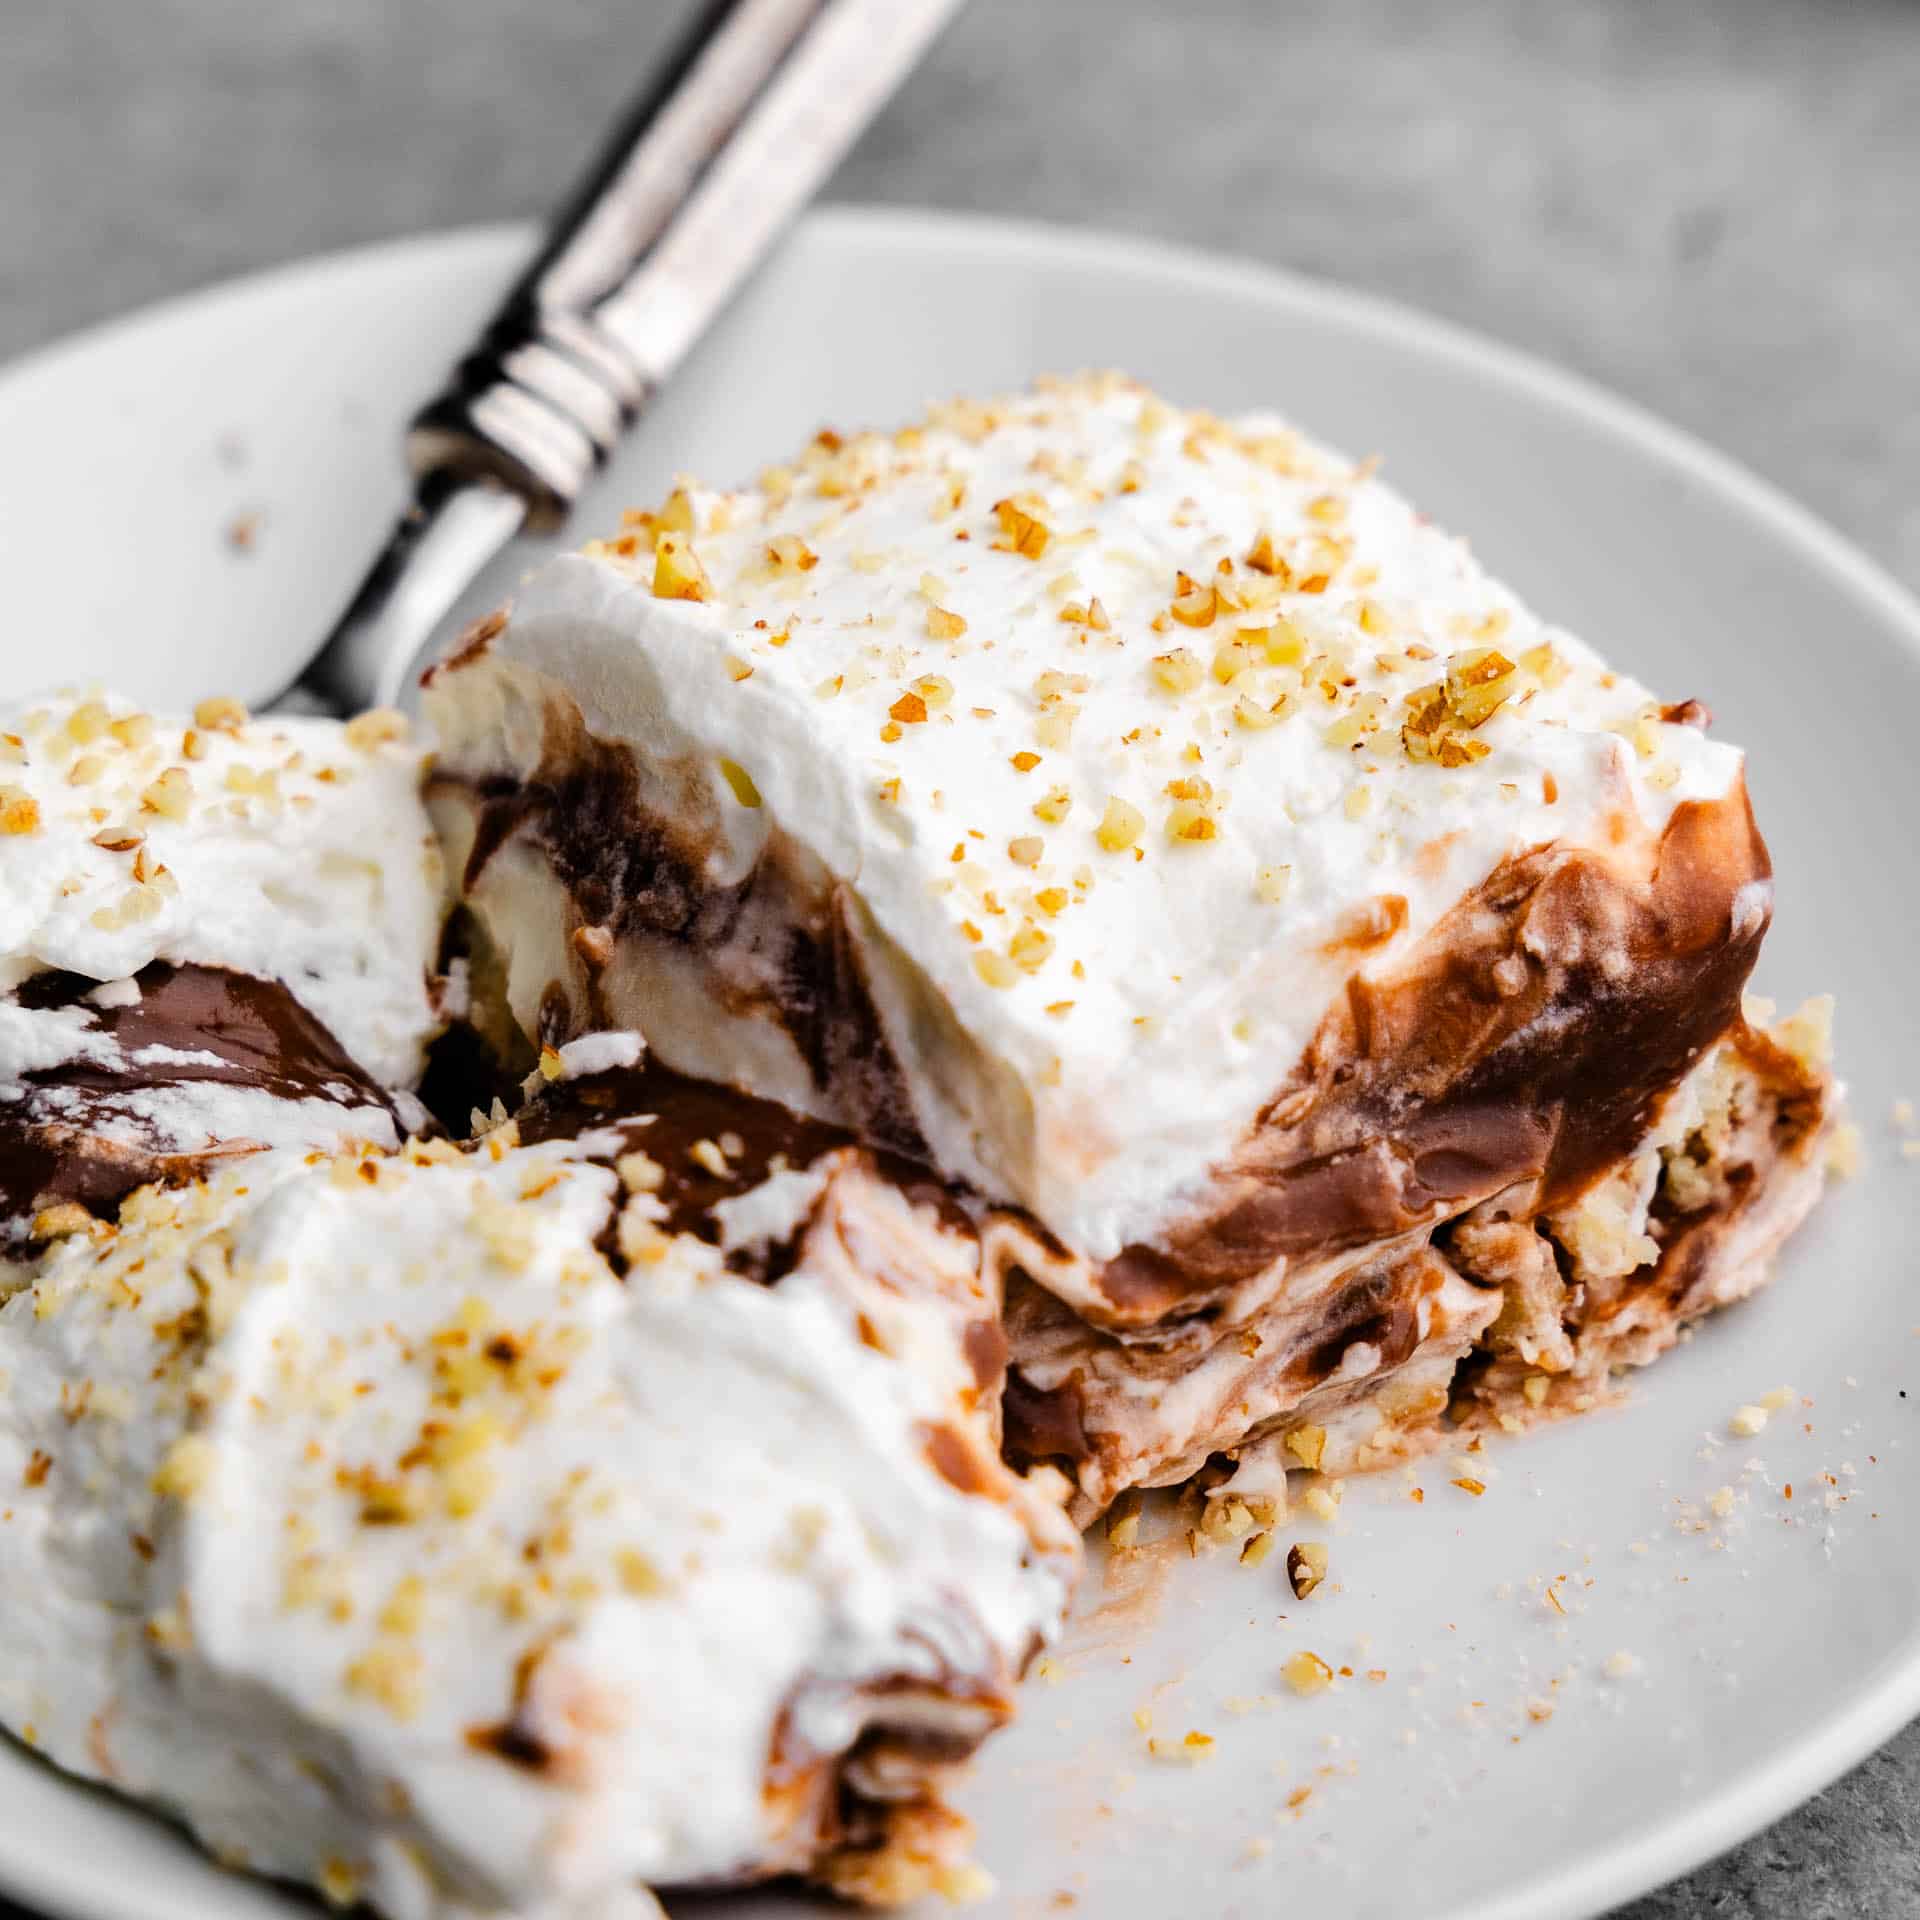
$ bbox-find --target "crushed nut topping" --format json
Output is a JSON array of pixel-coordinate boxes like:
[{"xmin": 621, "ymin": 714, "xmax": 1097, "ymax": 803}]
[
  {"xmin": 1286, "ymin": 1541, "xmax": 1329, "ymax": 1600},
  {"xmin": 1282, "ymin": 1650, "xmax": 1334, "ymax": 1696}
]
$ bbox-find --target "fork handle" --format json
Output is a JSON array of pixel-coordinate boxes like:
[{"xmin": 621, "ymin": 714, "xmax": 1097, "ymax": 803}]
[{"xmin": 407, "ymin": 0, "xmax": 962, "ymax": 528}]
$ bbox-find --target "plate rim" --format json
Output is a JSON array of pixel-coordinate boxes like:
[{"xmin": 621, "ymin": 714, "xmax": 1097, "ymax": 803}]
[{"xmin": 0, "ymin": 203, "xmax": 1916, "ymax": 1920}]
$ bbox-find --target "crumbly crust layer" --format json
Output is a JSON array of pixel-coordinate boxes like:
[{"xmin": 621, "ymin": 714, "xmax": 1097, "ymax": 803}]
[{"xmin": 999, "ymin": 1005, "xmax": 1833, "ymax": 1522}]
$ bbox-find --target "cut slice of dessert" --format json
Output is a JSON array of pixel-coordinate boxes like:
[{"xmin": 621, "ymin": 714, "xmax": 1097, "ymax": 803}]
[
  {"xmin": 1001, "ymin": 1001, "xmax": 1832, "ymax": 1522},
  {"xmin": 0, "ymin": 689, "xmax": 448, "ymax": 1262},
  {"xmin": 424, "ymin": 373, "xmax": 1836, "ymax": 1507},
  {"xmin": 0, "ymin": 1040, "xmax": 1076, "ymax": 1916}
]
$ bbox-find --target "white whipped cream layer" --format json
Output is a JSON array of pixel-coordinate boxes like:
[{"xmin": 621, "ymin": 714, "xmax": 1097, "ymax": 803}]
[
  {"xmin": 0, "ymin": 1135, "xmax": 1068, "ymax": 1916},
  {"xmin": 429, "ymin": 375, "xmax": 1746, "ymax": 1264},
  {"xmin": 0, "ymin": 691, "xmax": 444, "ymax": 1085}
]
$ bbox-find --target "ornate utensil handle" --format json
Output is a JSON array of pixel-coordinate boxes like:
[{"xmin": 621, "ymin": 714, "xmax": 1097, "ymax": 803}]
[{"xmin": 408, "ymin": 0, "xmax": 962, "ymax": 528}]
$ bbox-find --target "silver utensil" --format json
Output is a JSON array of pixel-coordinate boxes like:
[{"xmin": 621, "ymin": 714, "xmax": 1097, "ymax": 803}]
[{"xmin": 300, "ymin": 0, "xmax": 963, "ymax": 715}]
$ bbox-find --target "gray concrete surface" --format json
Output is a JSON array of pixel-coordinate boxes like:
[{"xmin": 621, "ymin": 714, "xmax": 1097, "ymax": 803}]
[{"xmin": 3, "ymin": 0, "xmax": 1918, "ymax": 1912}]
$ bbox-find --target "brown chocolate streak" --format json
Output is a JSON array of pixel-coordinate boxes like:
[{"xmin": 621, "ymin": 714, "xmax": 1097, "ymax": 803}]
[
  {"xmin": 2, "ymin": 963, "xmax": 397, "ymax": 1237},
  {"xmin": 1092, "ymin": 785, "xmax": 1771, "ymax": 1323},
  {"xmin": 519, "ymin": 1062, "xmax": 960, "ymax": 1281},
  {"xmin": 434, "ymin": 695, "xmax": 930, "ymax": 1159}
]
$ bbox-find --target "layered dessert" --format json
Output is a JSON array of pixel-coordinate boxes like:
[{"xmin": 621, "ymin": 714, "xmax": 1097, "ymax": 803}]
[
  {"xmin": 0, "ymin": 1043, "xmax": 1075, "ymax": 1916},
  {"xmin": 0, "ymin": 372, "xmax": 1839, "ymax": 1916},
  {"xmin": 1000, "ymin": 1002, "xmax": 1832, "ymax": 1515},
  {"xmin": 426, "ymin": 373, "xmax": 1835, "ymax": 1519},
  {"xmin": 0, "ymin": 690, "xmax": 446, "ymax": 1263}
]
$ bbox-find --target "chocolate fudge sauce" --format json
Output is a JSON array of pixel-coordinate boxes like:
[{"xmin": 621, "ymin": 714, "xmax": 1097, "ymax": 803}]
[{"xmin": 2, "ymin": 962, "xmax": 401, "ymax": 1240}]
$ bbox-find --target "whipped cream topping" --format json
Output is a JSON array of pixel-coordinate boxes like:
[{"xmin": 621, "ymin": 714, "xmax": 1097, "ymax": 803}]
[
  {"xmin": 0, "ymin": 1130, "xmax": 1070, "ymax": 1915},
  {"xmin": 0, "ymin": 690, "xmax": 444, "ymax": 1085},
  {"xmin": 429, "ymin": 374, "xmax": 1746, "ymax": 1262}
]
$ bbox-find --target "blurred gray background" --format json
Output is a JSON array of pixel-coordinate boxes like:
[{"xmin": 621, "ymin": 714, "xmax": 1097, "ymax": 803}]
[{"xmin": 4, "ymin": 0, "xmax": 1918, "ymax": 1913}]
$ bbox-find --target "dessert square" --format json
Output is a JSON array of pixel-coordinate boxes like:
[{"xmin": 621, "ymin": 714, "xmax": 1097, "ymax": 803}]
[
  {"xmin": 1, "ymin": 1045, "xmax": 1075, "ymax": 1911},
  {"xmin": 427, "ymin": 373, "xmax": 1808, "ymax": 1355}
]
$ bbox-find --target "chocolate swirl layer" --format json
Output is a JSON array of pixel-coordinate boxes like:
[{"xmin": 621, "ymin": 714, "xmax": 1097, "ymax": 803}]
[{"xmin": 1, "ymin": 963, "xmax": 407, "ymax": 1249}]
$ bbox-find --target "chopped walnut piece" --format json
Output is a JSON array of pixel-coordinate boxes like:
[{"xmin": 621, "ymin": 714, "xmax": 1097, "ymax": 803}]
[
  {"xmin": 1165, "ymin": 798, "xmax": 1217, "ymax": 843},
  {"xmin": 64, "ymin": 699, "xmax": 111, "ymax": 744},
  {"xmin": 1519, "ymin": 641, "xmax": 1568, "ymax": 688},
  {"xmin": 138, "ymin": 767, "xmax": 193, "ymax": 822},
  {"xmin": 1008, "ymin": 923, "xmax": 1054, "ymax": 971},
  {"xmin": 615, "ymin": 1149, "xmax": 664, "ymax": 1194},
  {"xmin": 30, "ymin": 1203, "xmax": 97, "ymax": 1241},
  {"xmin": 651, "ymin": 532, "xmax": 712, "ymax": 602},
  {"xmin": 344, "ymin": 707, "xmax": 409, "ymax": 751},
  {"xmin": 1098, "ymin": 794, "xmax": 1136, "ymax": 856},
  {"xmin": 1401, "ymin": 677, "xmax": 1495, "ymax": 767},
  {"xmin": 1034, "ymin": 669, "xmax": 1091, "ymax": 702},
  {"xmin": 571, "ymin": 923, "xmax": 614, "ymax": 967},
  {"xmin": 1286, "ymin": 1541, "xmax": 1328, "ymax": 1600},
  {"xmin": 192, "ymin": 696, "xmax": 249, "ymax": 734},
  {"xmin": 1444, "ymin": 648, "xmax": 1518, "ymax": 726},
  {"xmin": 1201, "ymin": 1497, "xmax": 1258, "ymax": 1545},
  {"xmin": 688, "ymin": 1138, "xmax": 730, "ymax": 1177},
  {"xmin": 973, "ymin": 950, "xmax": 1019, "ymax": 988},
  {"xmin": 651, "ymin": 487, "xmax": 697, "ymax": 536},
  {"xmin": 1150, "ymin": 648, "xmax": 1204, "ymax": 695},
  {"xmin": 1211, "ymin": 639, "xmax": 1253, "ymax": 684},
  {"xmin": 0, "ymin": 786, "xmax": 41, "ymax": 835},
  {"xmin": 1283, "ymin": 1651, "xmax": 1333, "ymax": 1696},
  {"xmin": 991, "ymin": 496, "xmax": 1051, "ymax": 559},
  {"xmin": 1162, "ymin": 776, "xmax": 1219, "ymax": 845},
  {"xmin": 1034, "ymin": 704, "xmax": 1078, "ymax": 751},
  {"xmin": 1169, "ymin": 579, "xmax": 1217, "ymax": 628},
  {"xmin": 765, "ymin": 533, "xmax": 818, "ymax": 574}
]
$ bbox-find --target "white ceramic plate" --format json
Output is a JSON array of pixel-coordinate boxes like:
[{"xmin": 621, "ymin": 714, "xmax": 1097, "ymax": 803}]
[{"xmin": 0, "ymin": 210, "xmax": 1916, "ymax": 1920}]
